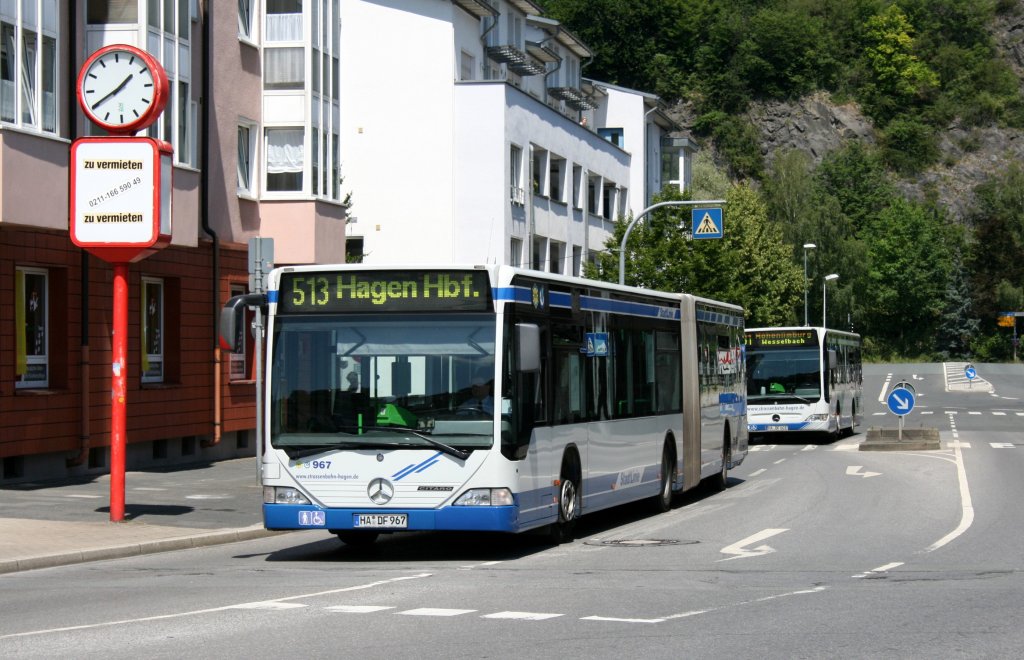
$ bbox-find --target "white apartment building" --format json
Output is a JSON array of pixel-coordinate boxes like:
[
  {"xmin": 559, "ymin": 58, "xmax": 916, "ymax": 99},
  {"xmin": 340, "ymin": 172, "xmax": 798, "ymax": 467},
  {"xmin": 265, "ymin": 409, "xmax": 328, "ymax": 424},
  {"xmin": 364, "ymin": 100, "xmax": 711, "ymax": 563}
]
[{"xmin": 337, "ymin": 0, "xmax": 697, "ymax": 275}]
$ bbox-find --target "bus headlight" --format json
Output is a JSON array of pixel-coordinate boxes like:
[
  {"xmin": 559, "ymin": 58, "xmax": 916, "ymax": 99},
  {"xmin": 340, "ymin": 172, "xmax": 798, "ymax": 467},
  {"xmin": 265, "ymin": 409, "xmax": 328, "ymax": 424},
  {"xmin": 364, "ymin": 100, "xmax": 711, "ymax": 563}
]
[
  {"xmin": 264, "ymin": 486, "xmax": 311, "ymax": 505},
  {"xmin": 806, "ymin": 414, "xmax": 830, "ymax": 422},
  {"xmin": 453, "ymin": 488, "xmax": 514, "ymax": 506}
]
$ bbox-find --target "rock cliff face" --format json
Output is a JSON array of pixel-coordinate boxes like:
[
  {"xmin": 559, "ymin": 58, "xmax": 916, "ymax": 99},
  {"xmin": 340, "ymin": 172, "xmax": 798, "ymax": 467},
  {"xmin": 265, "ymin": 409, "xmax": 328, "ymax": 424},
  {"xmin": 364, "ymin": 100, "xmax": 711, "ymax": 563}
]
[{"xmin": 668, "ymin": 7, "xmax": 1024, "ymax": 224}]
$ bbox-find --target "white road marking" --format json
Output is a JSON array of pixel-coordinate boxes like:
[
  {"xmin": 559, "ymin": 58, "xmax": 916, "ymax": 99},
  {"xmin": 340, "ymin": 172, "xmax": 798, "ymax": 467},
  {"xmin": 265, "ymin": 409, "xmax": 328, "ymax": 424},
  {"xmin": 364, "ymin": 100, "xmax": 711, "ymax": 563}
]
[
  {"xmin": 749, "ymin": 468, "xmax": 767, "ymax": 477},
  {"xmin": 0, "ymin": 573, "xmax": 433, "ymax": 640},
  {"xmin": 663, "ymin": 586, "xmax": 827, "ymax": 620},
  {"xmin": 878, "ymin": 373, "xmax": 893, "ymax": 402},
  {"xmin": 582, "ymin": 615, "xmax": 664, "ymax": 623},
  {"xmin": 990, "ymin": 443, "xmax": 1015, "ymax": 449},
  {"xmin": 945, "ymin": 442, "xmax": 971, "ymax": 449},
  {"xmin": 231, "ymin": 602, "xmax": 307, "ymax": 610},
  {"xmin": 400, "ymin": 608, "xmax": 476, "ymax": 617},
  {"xmin": 719, "ymin": 528, "xmax": 788, "ymax": 561},
  {"xmin": 846, "ymin": 466, "xmax": 881, "ymax": 478},
  {"xmin": 774, "ymin": 459, "xmax": 786, "ymax": 465},
  {"xmin": 833, "ymin": 443, "xmax": 859, "ymax": 451},
  {"xmin": 64, "ymin": 494, "xmax": 102, "ymax": 499},
  {"xmin": 801, "ymin": 445, "xmax": 816, "ymax": 451},
  {"xmin": 926, "ymin": 418, "xmax": 974, "ymax": 553},
  {"xmin": 483, "ymin": 611, "xmax": 563, "ymax": 620},
  {"xmin": 853, "ymin": 561, "xmax": 904, "ymax": 578},
  {"xmin": 325, "ymin": 605, "xmax": 395, "ymax": 614},
  {"xmin": 992, "ymin": 412, "xmax": 1006, "ymax": 416}
]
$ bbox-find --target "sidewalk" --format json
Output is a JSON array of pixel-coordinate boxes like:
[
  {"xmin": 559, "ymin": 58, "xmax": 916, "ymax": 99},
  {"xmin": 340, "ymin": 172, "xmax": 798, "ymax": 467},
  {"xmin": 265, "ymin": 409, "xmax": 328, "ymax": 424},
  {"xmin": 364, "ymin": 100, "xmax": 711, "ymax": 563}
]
[{"xmin": 0, "ymin": 458, "xmax": 282, "ymax": 574}]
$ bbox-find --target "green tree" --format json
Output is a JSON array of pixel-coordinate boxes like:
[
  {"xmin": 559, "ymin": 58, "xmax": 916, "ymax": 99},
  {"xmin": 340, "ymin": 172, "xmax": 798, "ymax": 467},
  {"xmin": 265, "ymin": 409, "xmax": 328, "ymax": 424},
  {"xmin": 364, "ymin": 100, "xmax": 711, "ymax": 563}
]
[
  {"xmin": 725, "ymin": 182, "xmax": 804, "ymax": 326},
  {"xmin": 935, "ymin": 247, "xmax": 980, "ymax": 359},
  {"xmin": 862, "ymin": 198, "xmax": 952, "ymax": 357},
  {"xmin": 859, "ymin": 5, "xmax": 939, "ymax": 120},
  {"xmin": 968, "ymin": 164, "xmax": 1024, "ymax": 323}
]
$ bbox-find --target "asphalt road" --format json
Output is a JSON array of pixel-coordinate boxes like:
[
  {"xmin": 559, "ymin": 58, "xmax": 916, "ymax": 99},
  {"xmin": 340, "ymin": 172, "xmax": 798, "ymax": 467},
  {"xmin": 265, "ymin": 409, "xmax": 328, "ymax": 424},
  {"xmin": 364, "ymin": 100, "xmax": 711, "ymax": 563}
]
[{"xmin": 1, "ymin": 363, "xmax": 1022, "ymax": 659}]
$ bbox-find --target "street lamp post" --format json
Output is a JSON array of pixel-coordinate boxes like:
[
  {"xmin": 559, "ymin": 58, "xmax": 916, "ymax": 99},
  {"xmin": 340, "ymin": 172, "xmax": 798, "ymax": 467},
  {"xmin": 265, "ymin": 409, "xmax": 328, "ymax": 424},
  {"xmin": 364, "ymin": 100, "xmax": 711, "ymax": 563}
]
[
  {"xmin": 618, "ymin": 199, "xmax": 727, "ymax": 286},
  {"xmin": 803, "ymin": 243, "xmax": 816, "ymax": 326},
  {"xmin": 823, "ymin": 273, "xmax": 839, "ymax": 328}
]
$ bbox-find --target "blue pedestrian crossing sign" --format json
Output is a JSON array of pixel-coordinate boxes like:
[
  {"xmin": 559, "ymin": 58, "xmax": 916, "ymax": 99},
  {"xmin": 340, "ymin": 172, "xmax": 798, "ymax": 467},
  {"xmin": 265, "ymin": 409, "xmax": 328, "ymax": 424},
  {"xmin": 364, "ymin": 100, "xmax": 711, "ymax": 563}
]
[
  {"xmin": 692, "ymin": 208, "xmax": 723, "ymax": 239},
  {"xmin": 886, "ymin": 386, "xmax": 915, "ymax": 416}
]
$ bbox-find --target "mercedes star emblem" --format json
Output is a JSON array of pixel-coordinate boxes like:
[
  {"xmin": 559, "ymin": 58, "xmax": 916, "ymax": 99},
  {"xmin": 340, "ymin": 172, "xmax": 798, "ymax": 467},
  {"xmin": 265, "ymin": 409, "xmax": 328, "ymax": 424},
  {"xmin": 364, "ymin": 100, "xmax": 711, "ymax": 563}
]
[{"xmin": 367, "ymin": 478, "xmax": 394, "ymax": 505}]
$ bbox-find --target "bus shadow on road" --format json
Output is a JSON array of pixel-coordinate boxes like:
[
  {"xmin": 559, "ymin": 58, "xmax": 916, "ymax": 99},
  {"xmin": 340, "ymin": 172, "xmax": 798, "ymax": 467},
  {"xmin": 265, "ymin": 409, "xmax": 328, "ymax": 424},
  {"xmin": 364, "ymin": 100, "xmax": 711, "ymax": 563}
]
[{"xmin": 258, "ymin": 477, "xmax": 745, "ymax": 564}]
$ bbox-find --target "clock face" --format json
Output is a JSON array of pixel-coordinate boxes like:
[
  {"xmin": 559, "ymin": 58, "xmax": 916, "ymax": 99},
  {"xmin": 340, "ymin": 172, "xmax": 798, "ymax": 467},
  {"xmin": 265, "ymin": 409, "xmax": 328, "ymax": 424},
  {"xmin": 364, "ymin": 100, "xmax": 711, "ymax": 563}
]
[{"xmin": 78, "ymin": 45, "xmax": 168, "ymax": 134}]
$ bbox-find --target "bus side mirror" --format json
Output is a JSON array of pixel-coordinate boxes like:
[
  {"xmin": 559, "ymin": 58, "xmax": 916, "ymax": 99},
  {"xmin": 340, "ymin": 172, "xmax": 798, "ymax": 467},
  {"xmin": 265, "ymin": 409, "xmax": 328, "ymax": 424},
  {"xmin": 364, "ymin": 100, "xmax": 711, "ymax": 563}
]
[
  {"xmin": 516, "ymin": 323, "xmax": 541, "ymax": 372},
  {"xmin": 219, "ymin": 293, "xmax": 266, "ymax": 351},
  {"xmin": 828, "ymin": 349, "xmax": 838, "ymax": 370}
]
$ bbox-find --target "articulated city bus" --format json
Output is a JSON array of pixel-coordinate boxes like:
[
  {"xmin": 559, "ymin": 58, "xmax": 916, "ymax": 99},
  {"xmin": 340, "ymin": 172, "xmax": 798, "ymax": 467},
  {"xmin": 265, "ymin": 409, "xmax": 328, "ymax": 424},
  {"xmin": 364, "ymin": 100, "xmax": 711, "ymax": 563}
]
[
  {"xmin": 221, "ymin": 265, "xmax": 747, "ymax": 545},
  {"xmin": 745, "ymin": 327, "xmax": 862, "ymax": 440}
]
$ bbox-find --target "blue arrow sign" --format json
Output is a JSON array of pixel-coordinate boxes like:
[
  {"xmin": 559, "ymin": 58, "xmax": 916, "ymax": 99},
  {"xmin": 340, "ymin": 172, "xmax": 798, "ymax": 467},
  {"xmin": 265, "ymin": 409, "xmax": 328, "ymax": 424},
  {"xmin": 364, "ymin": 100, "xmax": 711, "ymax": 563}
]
[
  {"xmin": 965, "ymin": 366, "xmax": 977, "ymax": 380},
  {"xmin": 886, "ymin": 387, "xmax": 915, "ymax": 416},
  {"xmin": 692, "ymin": 207, "xmax": 723, "ymax": 239}
]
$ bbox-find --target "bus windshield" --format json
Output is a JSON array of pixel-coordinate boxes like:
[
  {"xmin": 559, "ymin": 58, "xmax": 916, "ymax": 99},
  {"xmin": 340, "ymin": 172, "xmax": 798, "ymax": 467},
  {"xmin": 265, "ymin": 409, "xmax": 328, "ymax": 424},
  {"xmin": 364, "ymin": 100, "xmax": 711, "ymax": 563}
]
[
  {"xmin": 746, "ymin": 348, "xmax": 821, "ymax": 402},
  {"xmin": 269, "ymin": 313, "xmax": 498, "ymax": 458}
]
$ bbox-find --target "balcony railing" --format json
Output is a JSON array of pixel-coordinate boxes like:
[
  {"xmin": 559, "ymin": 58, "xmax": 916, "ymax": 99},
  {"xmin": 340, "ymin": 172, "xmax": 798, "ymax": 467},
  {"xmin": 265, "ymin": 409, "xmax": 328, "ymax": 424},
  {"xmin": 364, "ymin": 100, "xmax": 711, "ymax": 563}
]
[
  {"xmin": 486, "ymin": 44, "xmax": 545, "ymax": 76},
  {"xmin": 548, "ymin": 85, "xmax": 595, "ymax": 111}
]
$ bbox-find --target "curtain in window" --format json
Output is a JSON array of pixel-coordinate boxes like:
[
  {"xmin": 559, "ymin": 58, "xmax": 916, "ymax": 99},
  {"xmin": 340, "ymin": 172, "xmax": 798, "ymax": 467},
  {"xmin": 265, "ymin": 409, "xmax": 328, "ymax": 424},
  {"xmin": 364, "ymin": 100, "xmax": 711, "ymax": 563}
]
[
  {"xmin": 265, "ymin": 13, "xmax": 302, "ymax": 42},
  {"xmin": 87, "ymin": 0, "xmax": 137, "ymax": 23},
  {"xmin": 266, "ymin": 128, "xmax": 304, "ymax": 173},
  {"xmin": 264, "ymin": 47, "xmax": 303, "ymax": 88}
]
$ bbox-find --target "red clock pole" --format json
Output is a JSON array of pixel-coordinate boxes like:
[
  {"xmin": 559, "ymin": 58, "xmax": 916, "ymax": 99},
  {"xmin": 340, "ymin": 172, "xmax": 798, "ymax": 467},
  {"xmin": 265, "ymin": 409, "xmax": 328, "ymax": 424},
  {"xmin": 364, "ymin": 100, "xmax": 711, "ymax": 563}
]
[
  {"xmin": 110, "ymin": 263, "xmax": 129, "ymax": 521},
  {"xmin": 71, "ymin": 44, "xmax": 172, "ymax": 523}
]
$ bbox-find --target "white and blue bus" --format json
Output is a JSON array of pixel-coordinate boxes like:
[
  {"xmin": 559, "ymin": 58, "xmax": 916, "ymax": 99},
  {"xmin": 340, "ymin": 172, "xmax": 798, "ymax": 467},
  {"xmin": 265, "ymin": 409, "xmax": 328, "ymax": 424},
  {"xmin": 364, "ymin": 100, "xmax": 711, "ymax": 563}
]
[
  {"xmin": 222, "ymin": 265, "xmax": 747, "ymax": 545},
  {"xmin": 745, "ymin": 327, "xmax": 862, "ymax": 440}
]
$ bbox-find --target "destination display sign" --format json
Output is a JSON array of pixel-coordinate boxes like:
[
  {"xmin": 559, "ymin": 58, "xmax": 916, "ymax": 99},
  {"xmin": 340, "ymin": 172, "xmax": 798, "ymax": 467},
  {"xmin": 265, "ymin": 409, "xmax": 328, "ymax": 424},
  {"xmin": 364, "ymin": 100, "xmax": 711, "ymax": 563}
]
[
  {"xmin": 277, "ymin": 270, "xmax": 492, "ymax": 313},
  {"xmin": 745, "ymin": 329, "xmax": 817, "ymax": 348}
]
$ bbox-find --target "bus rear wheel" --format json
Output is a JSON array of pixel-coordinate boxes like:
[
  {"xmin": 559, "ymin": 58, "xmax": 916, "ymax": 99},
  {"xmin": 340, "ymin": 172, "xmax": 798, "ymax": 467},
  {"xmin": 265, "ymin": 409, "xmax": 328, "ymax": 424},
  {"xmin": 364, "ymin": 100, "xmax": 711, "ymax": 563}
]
[{"xmin": 649, "ymin": 442, "xmax": 674, "ymax": 513}]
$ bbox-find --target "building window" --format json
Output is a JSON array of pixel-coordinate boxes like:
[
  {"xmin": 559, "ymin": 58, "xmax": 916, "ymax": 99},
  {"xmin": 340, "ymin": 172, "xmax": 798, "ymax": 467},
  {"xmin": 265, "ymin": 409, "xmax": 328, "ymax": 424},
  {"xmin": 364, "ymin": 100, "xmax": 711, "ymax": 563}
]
[
  {"xmin": 238, "ymin": 0, "xmax": 255, "ymax": 41},
  {"xmin": 1, "ymin": 1, "xmax": 59, "ymax": 134},
  {"xmin": 144, "ymin": 0, "xmax": 194, "ymax": 166},
  {"xmin": 531, "ymin": 147, "xmax": 546, "ymax": 196},
  {"xmin": 532, "ymin": 237, "xmax": 546, "ymax": 271},
  {"xmin": 266, "ymin": 0, "xmax": 302, "ymax": 41},
  {"xmin": 510, "ymin": 144, "xmax": 524, "ymax": 205},
  {"xmin": 549, "ymin": 241, "xmax": 564, "ymax": 275},
  {"xmin": 572, "ymin": 245, "xmax": 582, "ymax": 277},
  {"xmin": 15, "ymin": 267, "xmax": 48, "ymax": 389},
  {"xmin": 602, "ymin": 183, "xmax": 617, "ymax": 220},
  {"xmin": 549, "ymin": 155, "xmax": 565, "ymax": 204},
  {"xmin": 598, "ymin": 128, "xmax": 624, "ymax": 149},
  {"xmin": 265, "ymin": 127, "xmax": 304, "ymax": 192},
  {"xmin": 228, "ymin": 284, "xmax": 250, "ymax": 381},
  {"xmin": 88, "ymin": 0, "xmax": 137, "ymax": 23},
  {"xmin": 587, "ymin": 174, "xmax": 600, "ymax": 215},
  {"xmin": 142, "ymin": 277, "xmax": 164, "ymax": 383},
  {"xmin": 237, "ymin": 120, "xmax": 257, "ymax": 196},
  {"xmin": 572, "ymin": 165, "xmax": 582, "ymax": 209},
  {"xmin": 510, "ymin": 237, "xmax": 523, "ymax": 267}
]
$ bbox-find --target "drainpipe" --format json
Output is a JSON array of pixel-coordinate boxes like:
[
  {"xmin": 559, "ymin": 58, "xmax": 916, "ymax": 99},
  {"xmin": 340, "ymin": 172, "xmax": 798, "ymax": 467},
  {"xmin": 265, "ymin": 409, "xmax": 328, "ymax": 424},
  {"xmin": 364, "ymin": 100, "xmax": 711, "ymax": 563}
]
[
  {"xmin": 199, "ymin": 1, "xmax": 222, "ymax": 447},
  {"xmin": 643, "ymin": 105, "xmax": 657, "ymax": 207},
  {"xmin": 68, "ymin": 0, "xmax": 90, "ymax": 468}
]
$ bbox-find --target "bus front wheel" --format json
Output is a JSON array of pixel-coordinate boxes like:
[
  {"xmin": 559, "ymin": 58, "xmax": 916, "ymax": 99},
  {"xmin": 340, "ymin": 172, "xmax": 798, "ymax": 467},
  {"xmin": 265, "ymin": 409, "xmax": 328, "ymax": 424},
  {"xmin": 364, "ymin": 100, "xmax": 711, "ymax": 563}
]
[{"xmin": 547, "ymin": 452, "xmax": 580, "ymax": 544}]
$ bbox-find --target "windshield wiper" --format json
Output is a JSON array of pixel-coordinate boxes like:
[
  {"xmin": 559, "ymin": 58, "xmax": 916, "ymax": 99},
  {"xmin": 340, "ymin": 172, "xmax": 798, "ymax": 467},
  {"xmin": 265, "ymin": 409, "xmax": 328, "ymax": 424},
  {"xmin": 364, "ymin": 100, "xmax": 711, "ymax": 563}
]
[{"xmin": 371, "ymin": 426, "xmax": 472, "ymax": 461}]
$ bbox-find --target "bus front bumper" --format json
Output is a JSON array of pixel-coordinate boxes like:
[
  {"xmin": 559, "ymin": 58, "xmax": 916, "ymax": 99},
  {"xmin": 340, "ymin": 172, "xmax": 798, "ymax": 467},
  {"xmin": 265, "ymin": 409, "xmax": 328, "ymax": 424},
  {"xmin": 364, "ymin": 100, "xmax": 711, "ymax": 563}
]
[{"xmin": 263, "ymin": 503, "xmax": 520, "ymax": 533}]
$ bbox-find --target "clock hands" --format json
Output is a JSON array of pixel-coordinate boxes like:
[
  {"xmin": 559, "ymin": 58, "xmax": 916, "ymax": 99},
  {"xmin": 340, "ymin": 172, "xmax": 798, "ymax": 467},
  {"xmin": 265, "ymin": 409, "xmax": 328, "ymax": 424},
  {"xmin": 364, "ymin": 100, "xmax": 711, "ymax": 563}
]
[{"xmin": 90, "ymin": 73, "xmax": 134, "ymax": 110}]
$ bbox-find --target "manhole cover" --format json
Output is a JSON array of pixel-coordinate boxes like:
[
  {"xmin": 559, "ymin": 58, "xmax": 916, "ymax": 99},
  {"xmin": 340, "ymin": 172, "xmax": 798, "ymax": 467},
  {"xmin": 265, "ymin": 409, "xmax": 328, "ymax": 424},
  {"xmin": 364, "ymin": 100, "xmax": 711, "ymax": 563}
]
[{"xmin": 584, "ymin": 539, "xmax": 698, "ymax": 547}]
